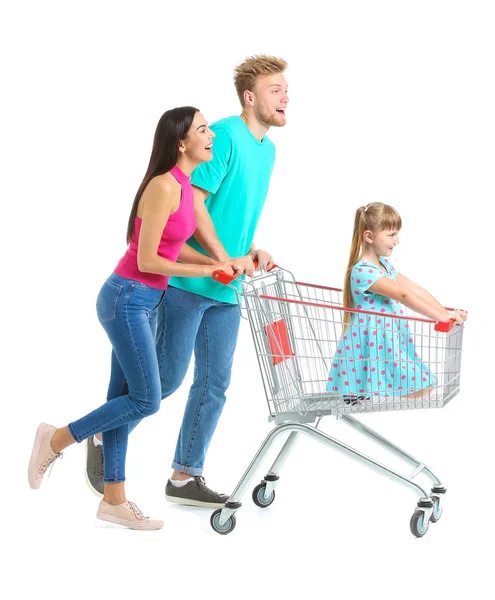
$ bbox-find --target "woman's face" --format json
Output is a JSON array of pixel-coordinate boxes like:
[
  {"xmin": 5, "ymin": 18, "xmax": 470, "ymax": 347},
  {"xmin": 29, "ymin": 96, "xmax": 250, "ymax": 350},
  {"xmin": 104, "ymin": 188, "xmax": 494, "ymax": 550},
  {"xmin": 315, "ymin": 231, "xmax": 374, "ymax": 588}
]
[{"xmin": 181, "ymin": 112, "xmax": 215, "ymax": 164}]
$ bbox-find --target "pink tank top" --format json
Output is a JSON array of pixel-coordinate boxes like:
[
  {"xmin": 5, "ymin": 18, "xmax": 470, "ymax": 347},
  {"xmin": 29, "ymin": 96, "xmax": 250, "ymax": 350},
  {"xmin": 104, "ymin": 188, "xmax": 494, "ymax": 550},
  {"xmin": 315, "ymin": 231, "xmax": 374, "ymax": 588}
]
[{"xmin": 114, "ymin": 165, "xmax": 197, "ymax": 290}]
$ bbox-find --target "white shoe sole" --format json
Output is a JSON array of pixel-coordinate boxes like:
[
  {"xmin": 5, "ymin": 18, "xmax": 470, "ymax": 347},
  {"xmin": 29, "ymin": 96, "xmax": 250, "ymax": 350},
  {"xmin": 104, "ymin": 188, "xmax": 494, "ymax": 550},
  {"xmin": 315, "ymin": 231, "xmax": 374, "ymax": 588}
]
[
  {"xmin": 85, "ymin": 438, "xmax": 104, "ymax": 499},
  {"xmin": 28, "ymin": 423, "xmax": 51, "ymax": 489},
  {"xmin": 165, "ymin": 494, "xmax": 226, "ymax": 509},
  {"xmin": 96, "ymin": 511, "xmax": 163, "ymax": 530}
]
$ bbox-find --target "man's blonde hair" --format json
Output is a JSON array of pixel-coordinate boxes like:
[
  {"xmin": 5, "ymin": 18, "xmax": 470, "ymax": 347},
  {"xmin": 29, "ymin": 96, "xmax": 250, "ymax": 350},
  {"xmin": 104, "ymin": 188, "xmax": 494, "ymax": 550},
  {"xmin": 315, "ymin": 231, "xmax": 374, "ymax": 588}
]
[{"xmin": 233, "ymin": 55, "xmax": 288, "ymax": 106}]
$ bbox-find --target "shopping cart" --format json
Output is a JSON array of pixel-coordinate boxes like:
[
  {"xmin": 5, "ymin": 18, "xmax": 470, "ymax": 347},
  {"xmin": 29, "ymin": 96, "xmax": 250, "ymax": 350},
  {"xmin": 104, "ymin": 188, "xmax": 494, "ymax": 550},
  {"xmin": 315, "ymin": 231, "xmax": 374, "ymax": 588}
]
[{"xmin": 209, "ymin": 264, "xmax": 465, "ymax": 537}]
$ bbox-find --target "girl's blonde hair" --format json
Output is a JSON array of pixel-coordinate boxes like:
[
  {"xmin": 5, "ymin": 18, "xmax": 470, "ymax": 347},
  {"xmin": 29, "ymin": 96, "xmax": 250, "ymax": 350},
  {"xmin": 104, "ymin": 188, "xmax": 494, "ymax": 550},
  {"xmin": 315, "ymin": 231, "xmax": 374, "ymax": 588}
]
[
  {"xmin": 233, "ymin": 55, "xmax": 287, "ymax": 106},
  {"xmin": 343, "ymin": 202, "xmax": 402, "ymax": 327}
]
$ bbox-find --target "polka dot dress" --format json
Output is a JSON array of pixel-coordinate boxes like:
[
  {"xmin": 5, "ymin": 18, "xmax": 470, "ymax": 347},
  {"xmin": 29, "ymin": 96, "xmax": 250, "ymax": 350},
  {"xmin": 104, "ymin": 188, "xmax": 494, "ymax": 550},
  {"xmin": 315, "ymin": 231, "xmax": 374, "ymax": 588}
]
[{"xmin": 327, "ymin": 258, "xmax": 437, "ymax": 398}]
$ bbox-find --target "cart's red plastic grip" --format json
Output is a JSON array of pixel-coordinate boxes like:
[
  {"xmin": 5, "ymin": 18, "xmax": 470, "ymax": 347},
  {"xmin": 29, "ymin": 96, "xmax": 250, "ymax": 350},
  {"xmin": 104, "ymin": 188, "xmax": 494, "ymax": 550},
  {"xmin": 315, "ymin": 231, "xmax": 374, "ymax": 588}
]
[
  {"xmin": 212, "ymin": 270, "xmax": 236, "ymax": 285},
  {"xmin": 212, "ymin": 260, "xmax": 277, "ymax": 285},
  {"xmin": 434, "ymin": 319, "xmax": 455, "ymax": 332}
]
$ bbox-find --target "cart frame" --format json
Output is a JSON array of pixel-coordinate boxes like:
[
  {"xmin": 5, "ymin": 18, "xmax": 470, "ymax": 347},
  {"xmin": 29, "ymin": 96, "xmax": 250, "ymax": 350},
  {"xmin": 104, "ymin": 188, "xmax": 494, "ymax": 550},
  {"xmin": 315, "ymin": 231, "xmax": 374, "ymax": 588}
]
[{"xmin": 209, "ymin": 265, "xmax": 464, "ymax": 537}]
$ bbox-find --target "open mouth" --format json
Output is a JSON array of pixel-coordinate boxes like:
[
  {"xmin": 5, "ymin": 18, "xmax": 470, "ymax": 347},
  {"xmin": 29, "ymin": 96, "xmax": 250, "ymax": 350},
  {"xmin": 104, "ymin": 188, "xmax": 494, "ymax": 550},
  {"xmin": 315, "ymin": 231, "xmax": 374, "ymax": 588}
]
[
  {"xmin": 205, "ymin": 143, "xmax": 213, "ymax": 152},
  {"xmin": 276, "ymin": 108, "xmax": 286, "ymax": 115}
]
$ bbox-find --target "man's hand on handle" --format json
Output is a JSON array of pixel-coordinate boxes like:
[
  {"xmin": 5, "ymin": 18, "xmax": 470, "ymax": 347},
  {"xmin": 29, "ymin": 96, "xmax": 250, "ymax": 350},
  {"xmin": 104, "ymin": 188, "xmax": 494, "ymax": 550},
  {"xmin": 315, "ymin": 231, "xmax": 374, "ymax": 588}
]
[{"xmin": 249, "ymin": 249, "xmax": 274, "ymax": 271}]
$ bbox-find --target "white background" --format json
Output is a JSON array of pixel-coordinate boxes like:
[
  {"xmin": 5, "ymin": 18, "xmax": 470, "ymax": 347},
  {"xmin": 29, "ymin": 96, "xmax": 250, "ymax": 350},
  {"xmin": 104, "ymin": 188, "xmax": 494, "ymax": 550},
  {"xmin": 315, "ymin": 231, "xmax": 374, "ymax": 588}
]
[{"xmin": 2, "ymin": 1, "xmax": 494, "ymax": 598}]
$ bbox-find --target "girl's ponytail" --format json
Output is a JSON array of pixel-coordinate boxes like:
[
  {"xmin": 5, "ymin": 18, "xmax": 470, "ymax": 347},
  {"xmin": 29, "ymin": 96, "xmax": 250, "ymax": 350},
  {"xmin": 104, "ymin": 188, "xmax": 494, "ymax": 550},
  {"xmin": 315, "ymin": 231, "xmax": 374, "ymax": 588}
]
[{"xmin": 343, "ymin": 207, "xmax": 367, "ymax": 328}]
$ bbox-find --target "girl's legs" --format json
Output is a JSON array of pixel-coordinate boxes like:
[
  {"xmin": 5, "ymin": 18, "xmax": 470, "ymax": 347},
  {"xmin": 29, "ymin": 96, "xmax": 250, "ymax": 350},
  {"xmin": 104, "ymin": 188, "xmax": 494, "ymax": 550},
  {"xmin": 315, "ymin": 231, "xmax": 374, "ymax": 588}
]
[
  {"xmin": 402, "ymin": 386, "xmax": 433, "ymax": 401},
  {"xmin": 371, "ymin": 386, "xmax": 433, "ymax": 404}
]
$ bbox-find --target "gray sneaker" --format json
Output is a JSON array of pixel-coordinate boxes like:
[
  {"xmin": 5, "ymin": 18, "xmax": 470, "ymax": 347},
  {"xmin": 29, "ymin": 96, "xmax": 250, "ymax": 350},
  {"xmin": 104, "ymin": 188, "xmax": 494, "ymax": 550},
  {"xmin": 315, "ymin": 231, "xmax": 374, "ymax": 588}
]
[
  {"xmin": 85, "ymin": 437, "xmax": 104, "ymax": 497},
  {"xmin": 165, "ymin": 477, "xmax": 229, "ymax": 508}
]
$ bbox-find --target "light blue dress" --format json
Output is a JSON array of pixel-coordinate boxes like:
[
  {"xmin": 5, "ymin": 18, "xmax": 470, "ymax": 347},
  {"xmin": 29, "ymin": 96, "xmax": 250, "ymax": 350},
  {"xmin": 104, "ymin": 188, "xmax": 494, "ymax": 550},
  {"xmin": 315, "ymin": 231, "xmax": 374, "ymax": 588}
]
[{"xmin": 327, "ymin": 258, "xmax": 437, "ymax": 397}]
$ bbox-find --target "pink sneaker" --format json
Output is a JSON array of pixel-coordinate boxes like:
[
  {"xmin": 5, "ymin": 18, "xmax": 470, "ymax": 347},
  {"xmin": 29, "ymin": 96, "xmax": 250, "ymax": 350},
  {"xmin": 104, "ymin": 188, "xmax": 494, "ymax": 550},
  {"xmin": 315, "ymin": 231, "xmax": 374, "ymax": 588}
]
[
  {"xmin": 28, "ymin": 423, "xmax": 63, "ymax": 489},
  {"xmin": 97, "ymin": 500, "xmax": 164, "ymax": 530}
]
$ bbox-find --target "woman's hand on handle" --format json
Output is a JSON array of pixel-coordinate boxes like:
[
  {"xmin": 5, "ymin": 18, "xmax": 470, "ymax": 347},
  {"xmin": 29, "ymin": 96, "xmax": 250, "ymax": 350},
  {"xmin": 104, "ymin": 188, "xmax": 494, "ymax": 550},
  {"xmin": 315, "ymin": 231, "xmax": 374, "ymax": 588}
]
[
  {"xmin": 207, "ymin": 260, "xmax": 235, "ymax": 277},
  {"xmin": 229, "ymin": 255, "xmax": 256, "ymax": 277}
]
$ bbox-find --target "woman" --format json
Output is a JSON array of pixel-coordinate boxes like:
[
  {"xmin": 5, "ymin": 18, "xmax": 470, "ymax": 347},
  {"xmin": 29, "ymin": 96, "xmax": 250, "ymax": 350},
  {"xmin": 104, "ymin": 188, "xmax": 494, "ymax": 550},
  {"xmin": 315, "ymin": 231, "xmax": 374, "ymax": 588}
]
[{"xmin": 28, "ymin": 107, "xmax": 234, "ymax": 530}]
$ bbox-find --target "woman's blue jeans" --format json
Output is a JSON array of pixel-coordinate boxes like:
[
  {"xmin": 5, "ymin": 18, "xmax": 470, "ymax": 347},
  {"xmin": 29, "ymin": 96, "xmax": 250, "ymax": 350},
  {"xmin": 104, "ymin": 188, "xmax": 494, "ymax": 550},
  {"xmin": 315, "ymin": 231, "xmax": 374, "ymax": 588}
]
[{"xmin": 68, "ymin": 273, "xmax": 164, "ymax": 483}]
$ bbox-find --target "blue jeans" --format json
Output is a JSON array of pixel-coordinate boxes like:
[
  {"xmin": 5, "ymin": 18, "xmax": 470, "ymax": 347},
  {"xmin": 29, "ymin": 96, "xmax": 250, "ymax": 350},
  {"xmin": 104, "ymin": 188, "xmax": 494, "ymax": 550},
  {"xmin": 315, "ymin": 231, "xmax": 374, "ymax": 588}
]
[
  {"xmin": 68, "ymin": 273, "xmax": 164, "ymax": 483},
  {"xmin": 128, "ymin": 286, "xmax": 241, "ymax": 475}
]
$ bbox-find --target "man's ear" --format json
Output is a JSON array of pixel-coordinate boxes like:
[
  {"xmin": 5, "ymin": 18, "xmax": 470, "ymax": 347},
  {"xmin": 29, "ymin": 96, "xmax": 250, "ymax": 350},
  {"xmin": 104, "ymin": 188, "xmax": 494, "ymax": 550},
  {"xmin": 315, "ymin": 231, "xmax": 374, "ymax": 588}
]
[{"xmin": 243, "ymin": 89, "xmax": 254, "ymax": 106}]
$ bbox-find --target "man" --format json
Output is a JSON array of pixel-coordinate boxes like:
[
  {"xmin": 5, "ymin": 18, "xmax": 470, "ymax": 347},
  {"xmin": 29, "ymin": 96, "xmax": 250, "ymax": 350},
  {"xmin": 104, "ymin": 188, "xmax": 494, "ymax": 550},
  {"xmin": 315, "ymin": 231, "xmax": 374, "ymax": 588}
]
[{"xmin": 86, "ymin": 55, "xmax": 289, "ymax": 507}]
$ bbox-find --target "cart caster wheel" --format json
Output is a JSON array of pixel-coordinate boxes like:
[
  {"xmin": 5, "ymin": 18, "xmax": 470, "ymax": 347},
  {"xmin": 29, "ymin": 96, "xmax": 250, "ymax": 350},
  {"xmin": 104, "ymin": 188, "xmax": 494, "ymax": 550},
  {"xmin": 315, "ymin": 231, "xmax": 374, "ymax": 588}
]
[
  {"xmin": 410, "ymin": 511, "xmax": 429, "ymax": 538},
  {"xmin": 210, "ymin": 509, "xmax": 236, "ymax": 535},
  {"xmin": 252, "ymin": 482, "xmax": 276, "ymax": 508},
  {"xmin": 429, "ymin": 497, "xmax": 442, "ymax": 523}
]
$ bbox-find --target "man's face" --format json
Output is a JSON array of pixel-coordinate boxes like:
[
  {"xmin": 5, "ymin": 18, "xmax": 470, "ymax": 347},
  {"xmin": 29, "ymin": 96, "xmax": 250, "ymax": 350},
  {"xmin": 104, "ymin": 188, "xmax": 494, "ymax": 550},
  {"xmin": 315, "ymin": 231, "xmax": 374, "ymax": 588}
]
[{"xmin": 251, "ymin": 73, "xmax": 289, "ymax": 127}]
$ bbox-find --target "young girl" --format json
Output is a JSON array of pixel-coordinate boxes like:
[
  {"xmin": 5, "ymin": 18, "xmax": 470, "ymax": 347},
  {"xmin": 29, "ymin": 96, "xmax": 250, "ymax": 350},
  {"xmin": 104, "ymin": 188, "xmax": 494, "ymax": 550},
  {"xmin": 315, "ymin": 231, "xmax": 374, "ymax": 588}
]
[
  {"xmin": 28, "ymin": 107, "xmax": 235, "ymax": 530},
  {"xmin": 327, "ymin": 202, "xmax": 467, "ymax": 402}
]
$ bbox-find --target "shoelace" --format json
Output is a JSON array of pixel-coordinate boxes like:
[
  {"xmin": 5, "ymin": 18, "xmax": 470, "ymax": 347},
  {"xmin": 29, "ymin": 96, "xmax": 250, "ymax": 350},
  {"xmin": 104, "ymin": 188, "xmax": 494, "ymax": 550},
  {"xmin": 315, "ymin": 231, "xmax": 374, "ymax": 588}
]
[
  {"xmin": 127, "ymin": 501, "xmax": 147, "ymax": 521},
  {"xmin": 39, "ymin": 452, "xmax": 63, "ymax": 478},
  {"xmin": 195, "ymin": 477, "xmax": 224, "ymax": 497},
  {"xmin": 196, "ymin": 476, "xmax": 210, "ymax": 490}
]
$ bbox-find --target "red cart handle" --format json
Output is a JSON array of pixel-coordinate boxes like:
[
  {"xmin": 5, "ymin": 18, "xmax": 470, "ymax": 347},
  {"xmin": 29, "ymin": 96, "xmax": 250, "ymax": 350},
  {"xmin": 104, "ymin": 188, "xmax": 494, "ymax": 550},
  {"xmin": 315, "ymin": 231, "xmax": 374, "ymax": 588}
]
[
  {"xmin": 212, "ymin": 260, "xmax": 277, "ymax": 285},
  {"xmin": 434, "ymin": 319, "xmax": 455, "ymax": 332}
]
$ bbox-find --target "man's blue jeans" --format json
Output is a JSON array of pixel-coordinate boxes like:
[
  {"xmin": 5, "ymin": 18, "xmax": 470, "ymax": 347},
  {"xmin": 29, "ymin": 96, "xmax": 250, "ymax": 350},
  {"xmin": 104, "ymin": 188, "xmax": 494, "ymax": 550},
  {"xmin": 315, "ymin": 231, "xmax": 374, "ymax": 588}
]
[{"xmin": 128, "ymin": 285, "xmax": 241, "ymax": 475}]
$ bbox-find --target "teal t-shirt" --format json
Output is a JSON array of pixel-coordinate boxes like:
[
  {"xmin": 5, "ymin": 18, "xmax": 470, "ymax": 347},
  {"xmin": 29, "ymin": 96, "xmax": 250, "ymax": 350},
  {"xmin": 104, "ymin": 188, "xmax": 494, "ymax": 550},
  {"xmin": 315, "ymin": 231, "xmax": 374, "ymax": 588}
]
[{"xmin": 169, "ymin": 116, "xmax": 276, "ymax": 303}]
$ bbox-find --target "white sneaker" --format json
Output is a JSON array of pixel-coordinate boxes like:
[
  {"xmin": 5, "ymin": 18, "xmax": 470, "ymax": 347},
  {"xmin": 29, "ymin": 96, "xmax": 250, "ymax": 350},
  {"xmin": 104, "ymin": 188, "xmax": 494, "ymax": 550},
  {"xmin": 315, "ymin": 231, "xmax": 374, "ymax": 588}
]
[
  {"xmin": 28, "ymin": 423, "xmax": 63, "ymax": 489},
  {"xmin": 97, "ymin": 500, "xmax": 164, "ymax": 530}
]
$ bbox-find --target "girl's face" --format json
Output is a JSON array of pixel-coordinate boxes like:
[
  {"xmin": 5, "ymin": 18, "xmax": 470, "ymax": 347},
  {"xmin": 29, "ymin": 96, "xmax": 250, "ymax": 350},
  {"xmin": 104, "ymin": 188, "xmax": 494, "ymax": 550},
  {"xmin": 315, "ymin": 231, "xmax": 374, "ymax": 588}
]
[{"xmin": 365, "ymin": 228, "xmax": 400, "ymax": 257}]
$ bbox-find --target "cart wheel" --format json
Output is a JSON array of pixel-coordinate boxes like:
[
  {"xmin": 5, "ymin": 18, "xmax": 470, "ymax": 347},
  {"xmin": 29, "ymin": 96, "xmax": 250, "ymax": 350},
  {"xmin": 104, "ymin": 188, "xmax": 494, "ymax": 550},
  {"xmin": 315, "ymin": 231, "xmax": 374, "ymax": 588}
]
[
  {"xmin": 429, "ymin": 497, "xmax": 442, "ymax": 523},
  {"xmin": 210, "ymin": 509, "xmax": 236, "ymax": 535},
  {"xmin": 410, "ymin": 511, "xmax": 429, "ymax": 538},
  {"xmin": 252, "ymin": 482, "xmax": 276, "ymax": 508}
]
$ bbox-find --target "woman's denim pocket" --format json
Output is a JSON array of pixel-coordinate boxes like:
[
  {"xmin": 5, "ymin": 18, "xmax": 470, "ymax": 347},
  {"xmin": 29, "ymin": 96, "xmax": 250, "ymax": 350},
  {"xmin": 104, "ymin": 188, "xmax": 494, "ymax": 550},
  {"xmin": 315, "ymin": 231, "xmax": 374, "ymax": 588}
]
[
  {"xmin": 97, "ymin": 279, "xmax": 123, "ymax": 321},
  {"xmin": 129, "ymin": 281, "xmax": 164, "ymax": 312}
]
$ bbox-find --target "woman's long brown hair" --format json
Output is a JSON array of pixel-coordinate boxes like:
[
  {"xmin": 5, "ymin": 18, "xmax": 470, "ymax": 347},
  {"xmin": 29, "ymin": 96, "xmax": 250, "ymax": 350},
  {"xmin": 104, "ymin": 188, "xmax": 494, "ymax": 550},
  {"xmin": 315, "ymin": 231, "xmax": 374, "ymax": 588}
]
[{"xmin": 126, "ymin": 106, "xmax": 199, "ymax": 243}]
